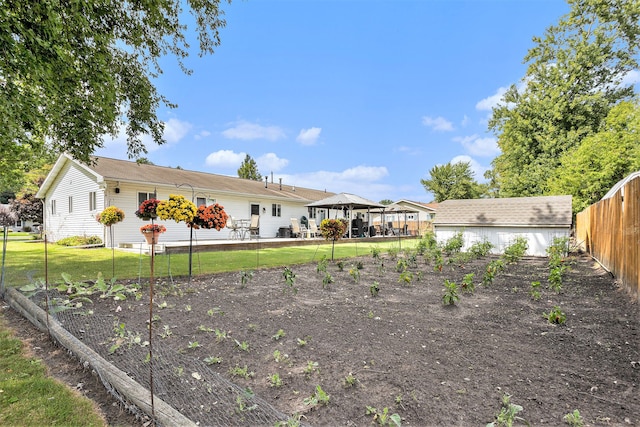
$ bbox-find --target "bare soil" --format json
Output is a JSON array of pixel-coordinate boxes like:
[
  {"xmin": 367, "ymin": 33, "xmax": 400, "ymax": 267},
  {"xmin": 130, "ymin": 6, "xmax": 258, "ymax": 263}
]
[{"xmin": 4, "ymin": 252, "xmax": 640, "ymax": 426}]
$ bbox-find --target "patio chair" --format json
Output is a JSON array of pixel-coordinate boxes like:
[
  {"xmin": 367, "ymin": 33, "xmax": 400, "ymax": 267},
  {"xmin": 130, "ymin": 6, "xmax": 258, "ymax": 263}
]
[
  {"xmin": 248, "ymin": 214, "xmax": 260, "ymax": 239},
  {"xmin": 226, "ymin": 216, "xmax": 240, "ymax": 240},
  {"xmin": 308, "ymin": 219, "xmax": 319, "ymax": 237},
  {"xmin": 290, "ymin": 218, "xmax": 307, "ymax": 238}
]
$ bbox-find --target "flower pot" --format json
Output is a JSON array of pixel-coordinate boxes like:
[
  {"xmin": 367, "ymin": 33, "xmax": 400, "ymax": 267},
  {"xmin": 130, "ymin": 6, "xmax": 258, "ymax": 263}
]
[{"xmin": 142, "ymin": 231, "xmax": 160, "ymax": 245}]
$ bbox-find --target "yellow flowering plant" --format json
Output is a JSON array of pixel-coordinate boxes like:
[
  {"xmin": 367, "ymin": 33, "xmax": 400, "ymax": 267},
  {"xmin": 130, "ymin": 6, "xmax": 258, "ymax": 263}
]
[
  {"xmin": 96, "ymin": 206, "xmax": 125, "ymax": 226},
  {"xmin": 156, "ymin": 194, "xmax": 197, "ymax": 223}
]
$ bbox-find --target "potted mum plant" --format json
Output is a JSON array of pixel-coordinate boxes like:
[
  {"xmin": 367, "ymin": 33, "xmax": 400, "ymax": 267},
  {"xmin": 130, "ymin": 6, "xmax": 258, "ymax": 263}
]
[
  {"xmin": 140, "ymin": 223, "xmax": 166, "ymax": 245},
  {"xmin": 156, "ymin": 194, "xmax": 197, "ymax": 223},
  {"xmin": 135, "ymin": 198, "xmax": 161, "ymax": 220},
  {"xmin": 190, "ymin": 203, "xmax": 229, "ymax": 230}
]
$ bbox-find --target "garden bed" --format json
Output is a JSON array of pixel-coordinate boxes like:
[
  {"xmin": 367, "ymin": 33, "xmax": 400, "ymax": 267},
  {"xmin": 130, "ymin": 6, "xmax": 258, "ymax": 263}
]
[{"xmin": 23, "ymin": 251, "xmax": 640, "ymax": 425}]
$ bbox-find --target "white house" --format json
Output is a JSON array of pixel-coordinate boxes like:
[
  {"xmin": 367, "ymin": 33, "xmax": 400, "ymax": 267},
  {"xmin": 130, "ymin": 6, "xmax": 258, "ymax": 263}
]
[
  {"xmin": 36, "ymin": 154, "xmax": 335, "ymax": 246},
  {"xmin": 0, "ymin": 204, "xmax": 37, "ymax": 232},
  {"xmin": 432, "ymin": 195, "xmax": 572, "ymax": 257}
]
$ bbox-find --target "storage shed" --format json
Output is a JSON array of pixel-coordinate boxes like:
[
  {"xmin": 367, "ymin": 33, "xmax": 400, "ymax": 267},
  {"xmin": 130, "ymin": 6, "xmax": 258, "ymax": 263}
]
[{"xmin": 432, "ymin": 195, "xmax": 572, "ymax": 257}]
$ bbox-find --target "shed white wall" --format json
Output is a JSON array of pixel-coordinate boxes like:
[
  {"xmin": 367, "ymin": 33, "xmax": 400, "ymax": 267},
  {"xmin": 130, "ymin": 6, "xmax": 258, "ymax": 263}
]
[
  {"xmin": 434, "ymin": 225, "xmax": 570, "ymax": 257},
  {"xmin": 43, "ymin": 162, "xmax": 104, "ymax": 242}
]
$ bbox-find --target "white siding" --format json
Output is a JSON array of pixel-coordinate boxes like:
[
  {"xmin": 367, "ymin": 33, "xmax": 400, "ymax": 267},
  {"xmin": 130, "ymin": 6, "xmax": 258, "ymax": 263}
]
[
  {"xmin": 434, "ymin": 225, "xmax": 570, "ymax": 257},
  {"xmin": 102, "ymin": 183, "xmax": 318, "ymax": 245},
  {"xmin": 44, "ymin": 162, "xmax": 104, "ymax": 242}
]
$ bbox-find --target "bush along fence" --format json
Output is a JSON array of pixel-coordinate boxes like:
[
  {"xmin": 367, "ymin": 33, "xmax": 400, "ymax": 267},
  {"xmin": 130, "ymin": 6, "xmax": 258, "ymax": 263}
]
[{"xmin": 576, "ymin": 174, "xmax": 639, "ymax": 300}]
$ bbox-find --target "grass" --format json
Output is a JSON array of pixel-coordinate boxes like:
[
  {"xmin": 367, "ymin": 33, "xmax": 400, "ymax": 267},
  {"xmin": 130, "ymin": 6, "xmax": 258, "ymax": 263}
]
[
  {"xmin": 2, "ymin": 239, "xmax": 418, "ymax": 287},
  {"xmin": 0, "ymin": 315, "xmax": 107, "ymax": 426}
]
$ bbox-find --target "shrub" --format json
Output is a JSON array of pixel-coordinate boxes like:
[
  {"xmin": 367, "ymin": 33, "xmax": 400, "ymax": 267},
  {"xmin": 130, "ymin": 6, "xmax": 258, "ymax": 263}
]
[
  {"xmin": 441, "ymin": 232, "xmax": 464, "ymax": 255},
  {"xmin": 56, "ymin": 235, "xmax": 103, "ymax": 246},
  {"xmin": 468, "ymin": 239, "xmax": 493, "ymax": 258},
  {"xmin": 503, "ymin": 237, "xmax": 528, "ymax": 263}
]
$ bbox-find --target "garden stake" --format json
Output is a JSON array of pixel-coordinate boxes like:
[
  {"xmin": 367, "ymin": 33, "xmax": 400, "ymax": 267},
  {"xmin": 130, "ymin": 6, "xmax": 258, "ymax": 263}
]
[{"xmin": 148, "ymin": 222, "xmax": 156, "ymax": 424}]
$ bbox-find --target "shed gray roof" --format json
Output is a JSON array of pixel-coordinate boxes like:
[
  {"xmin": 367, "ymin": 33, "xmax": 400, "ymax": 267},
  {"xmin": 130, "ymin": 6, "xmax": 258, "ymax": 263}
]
[
  {"xmin": 38, "ymin": 154, "xmax": 334, "ymax": 203},
  {"xmin": 432, "ymin": 195, "xmax": 572, "ymax": 227}
]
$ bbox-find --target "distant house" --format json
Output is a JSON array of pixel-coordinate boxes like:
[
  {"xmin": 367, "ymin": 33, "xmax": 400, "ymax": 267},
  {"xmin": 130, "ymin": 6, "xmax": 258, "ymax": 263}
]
[
  {"xmin": 371, "ymin": 200, "xmax": 437, "ymax": 235},
  {"xmin": 432, "ymin": 195, "xmax": 572, "ymax": 257},
  {"xmin": 0, "ymin": 204, "xmax": 36, "ymax": 232},
  {"xmin": 36, "ymin": 154, "xmax": 335, "ymax": 246}
]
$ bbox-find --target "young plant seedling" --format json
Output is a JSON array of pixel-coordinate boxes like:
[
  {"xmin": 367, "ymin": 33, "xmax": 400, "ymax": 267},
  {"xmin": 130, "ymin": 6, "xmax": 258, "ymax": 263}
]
[
  {"xmin": 273, "ymin": 350, "xmax": 289, "ymax": 363},
  {"xmin": 487, "ymin": 393, "xmax": 528, "ymax": 427},
  {"xmin": 187, "ymin": 341, "xmax": 201, "ymax": 349},
  {"xmin": 268, "ymin": 373, "xmax": 283, "ymax": 387},
  {"xmin": 235, "ymin": 389, "xmax": 257, "ymax": 413},
  {"xmin": 229, "ymin": 365, "xmax": 255, "ymax": 379},
  {"xmin": 343, "ymin": 373, "xmax": 358, "ymax": 388},
  {"xmin": 303, "ymin": 361, "xmax": 319, "ymax": 377},
  {"xmin": 303, "ymin": 385, "xmax": 330, "ymax": 406},
  {"xmin": 282, "ymin": 266, "xmax": 298, "ymax": 294},
  {"xmin": 442, "ymin": 279, "xmax": 460, "ymax": 305},
  {"xmin": 370, "ymin": 245, "xmax": 381, "ymax": 259},
  {"xmin": 240, "ymin": 269, "xmax": 254, "ymax": 288},
  {"xmin": 297, "ymin": 337, "xmax": 309, "ymax": 347},
  {"xmin": 529, "ymin": 281, "xmax": 542, "ymax": 301},
  {"xmin": 316, "ymin": 256, "xmax": 328, "ymax": 273},
  {"xmin": 204, "ymin": 355, "xmax": 222, "ymax": 365},
  {"xmin": 322, "ymin": 272, "xmax": 334, "ymax": 288},
  {"xmin": 365, "ymin": 406, "xmax": 402, "ymax": 427},
  {"xmin": 336, "ymin": 260, "xmax": 345, "ymax": 271},
  {"xmin": 214, "ymin": 328, "xmax": 228, "ymax": 342},
  {"xmin": 543, "ymin": 306, "xmax": 567, "ymax": 324},
  {"xmin": 461, "ymin": 273, "xmax": 475, "ymax": 293},
  {"xmin": 370, "ymin": 282, "xmax": 380, "ymax": 297},
  {"xmin": 563, "ymin": 409, "xmax": 584, "ymax": 427},
  {"xmin": 235, "ymin": 339, "xmax": 250, "ymax": 352},
  {"xmin": 398, "ymin": 271, "xmax": 413, "ymax": 286},
  {"xmin": 396, "ymin": 258, "xmax": 408, "ymax": 273},
  {"xmin": 272, "ymin": 329, "xmax": 286, "ymax": 341},
  {"xmin": 349, "ymin": 267, "xmax": 360, "ymax": 283},
  {"xmin": 197, "ymin": 324, "xmax": 213, "ymax": 332}
]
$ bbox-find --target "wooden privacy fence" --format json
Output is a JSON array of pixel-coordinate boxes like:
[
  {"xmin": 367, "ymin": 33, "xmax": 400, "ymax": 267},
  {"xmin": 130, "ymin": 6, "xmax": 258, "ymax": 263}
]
[{"xmin": 576, "ymin": 175, "xmax": 639, "ymax": 300}]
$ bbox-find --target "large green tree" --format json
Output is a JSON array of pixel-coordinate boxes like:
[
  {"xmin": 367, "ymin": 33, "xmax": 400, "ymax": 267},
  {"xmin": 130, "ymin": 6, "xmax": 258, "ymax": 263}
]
[
  {"xmin": 421, "ymin": 162, "xmax": 484, "ymax": 202},
  {"xmin": 237, "ymin": 155, "xmax": 262, "ymax": 181},
  {"xmin": 488, "ymin": 0, "xmax": 639, "ymax": 197},
  {"xmin": 0, "ymin": 0, "xmax": 230, "ymax": 173},
  {"xmin": 549, "ymin": 100, "xmax": 640, "ymax": 213}
]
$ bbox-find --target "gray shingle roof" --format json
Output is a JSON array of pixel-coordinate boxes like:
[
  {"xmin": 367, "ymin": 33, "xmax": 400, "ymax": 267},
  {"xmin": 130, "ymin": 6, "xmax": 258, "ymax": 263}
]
[
  {"xmin": 432, "ymin": 195, "xmax": 572, "ymax": 227},
  {"xmin": 88, "ymin": 156, "xmax": 334, "ymax": 202}
]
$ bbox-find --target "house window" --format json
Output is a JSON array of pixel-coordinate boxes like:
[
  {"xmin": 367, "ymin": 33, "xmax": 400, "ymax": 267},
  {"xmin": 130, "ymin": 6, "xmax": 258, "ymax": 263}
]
[
  {"xmin": 68, "ymin": 196, "xmax": 73, "ymax": 213},
  {"xmin": 89, "ymin": 191, "xmax": 97, "ymax": 211},
  {"xmin": 138, "ymin": 192, "xmax": 156, "ymax": 205},
  {"xmin": 308, "ymin": 207, "xmax": 317, "ymax": 219},
  {"xmin": 196, "ymin": 197, "xmax": 207, "ymax": 207},
  {"xmin": 271, "ymin": 204, "xmax": 281, "ymax": 217},
  {"xmin": 51, "ymin": 200, "xmax": 57, "ymax": 215}
]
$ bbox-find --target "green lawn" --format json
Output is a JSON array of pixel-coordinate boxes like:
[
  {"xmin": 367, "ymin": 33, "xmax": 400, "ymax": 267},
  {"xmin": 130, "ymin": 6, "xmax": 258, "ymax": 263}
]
[
  {"xmin": 0, "ymin": 316, "xmax": 107, "ymax": 426},
  {"xmin": 2, "ymin": 239, "xmax": 418, "ymax": 287}
]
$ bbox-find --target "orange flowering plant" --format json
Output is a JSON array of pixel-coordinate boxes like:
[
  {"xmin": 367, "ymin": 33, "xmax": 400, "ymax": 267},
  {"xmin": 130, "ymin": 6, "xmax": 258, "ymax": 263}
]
[
  {"xmin": 190, "ymin": 203, "xmax": 229, "ymax": 230},
  {"xmin": 140, "ymin": 224, "xmax": 166, "ymax": 234}
]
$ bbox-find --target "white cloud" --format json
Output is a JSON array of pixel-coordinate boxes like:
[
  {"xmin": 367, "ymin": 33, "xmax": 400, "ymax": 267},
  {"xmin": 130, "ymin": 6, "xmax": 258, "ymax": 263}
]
[
  {"xmin": 257, "ymin": 153, "xmax": 289, "ymax": 172},
  {"xmin": 450, "ymin": 155, "xmax": 489, "ymax": 181},
  {"xmin": 296, "ymin": 127, "xmax": 322, "ymax": 145},
  {"xmin": 476, "ymin": 86, "xmax": 509, "ymax": 111},
  {"xmin": 194, "ymin": 130, "xmax": 211, "ymax": 140},
  {"xmin": 276, "ymin": 165, "xmax": 391, "ymax": 201},
  {"xmin": 621, "ymin": 69, "xmax": 640, "ymax": 87},
  {"xmin": 453, "ymin": 134, "xmax": 500, "ymax": 157},
  {"xmin": 97, "ymin": 118, "xmax": 192, "ymax": 156},
  {"xmin": 421, "ymin": 116, "xmax": 454, "ymax": 131},
  {"xmin": 222, "ymin": 120, "xmax": 286, "ymax": 141},
  {"xmin": 461, "ymin": 115, "xmax": 469, "ymax": 127},
  {"xmin": 163, "ymin": 118, "xmax": 192, "ymax": 144},
  {"xmin": 205, "ymin": 150, "xmax": 246, "ymax": 168}
]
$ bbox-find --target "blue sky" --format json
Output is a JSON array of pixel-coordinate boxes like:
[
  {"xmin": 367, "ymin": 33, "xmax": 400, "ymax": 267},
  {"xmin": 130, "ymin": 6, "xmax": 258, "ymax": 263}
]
[{"xmin": 96, "ymin": 0, "xmax": 573, "ymax": 203}]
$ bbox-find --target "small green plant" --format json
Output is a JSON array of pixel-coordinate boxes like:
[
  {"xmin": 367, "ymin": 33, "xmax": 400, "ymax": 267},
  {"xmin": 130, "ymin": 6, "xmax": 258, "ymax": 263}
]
[
  {"xmin": 240, "ymin": 270, "xmax": 254, "ymax": 288},
  {"xmin": 160, "ymin": 325, "xmax": 172, "ymax": 338},
  {"xmin": 303, "ymin": 361, "xmax": 319, "ymax": 377},
  {"xmin": 482, "ymin": 259, "xmax": 505, "ymax": 286},
  {"xmin": 395, "ymin": 258, "xmax": 408, "ymax": 273},
  {"xmin": 503, "ymin": 237, "xmax": 528, "ymax": 263},
  {"xmin": 273, "ymin": 350, "xmax": 289, "ymax": 363},
  {"xmin": 229, "ymin": 365, "xmax": 255, "ymax": 379},
  {"xmin": 469, "ymin": 239, "xmax": 494, "ymax": 258},
  {"xmin": 487, "ymin": 393, "xmax": 527, "ymax": 427},
  {"xmin": 442, "ymin": 231, "xmax": 464, "ymax": 256},
  {"xmin": 543, "ymin": 306, "xmax": 567, "ymax": 324},
  {"xmin": 343, "ymin": 373, "xmax": 358, "ymax": 388},
  {"xmin": 235, "ymin": 339, "xmax": 250, "ymax": 352},
  {"xmin": 349, "ymin": 267, "xmax": 360, "ymax": 283},
  {"xmin": 268, "ymin": 373, "xmax": 283, "ymax": 387},
  {"xmin": 297, "ymin": 337, "xmax": 308, "ymax": 347},
  {"xmin": 387, "ymin": 246, "xmax": 399, "ymax": 260},
  {"xmin": 204, "ymin": 355, "xmax": 223, "ymax": 365},
  {"xmin": 214, "ymin": 328, "xmax": 227, "ymax": 342},
  {"xmin": 272, "ymin": 329, "xmax": 286, "ymax": 341},
  {"xmin": 356, "ymin": 260, "xmax": 364, "ymax": 270},
  {"xmin": 370, "ymin": 281, "xmax": 380, "ymax": 297},
  {"xmin": 336, "ymin": 260, "xmax": 345, "ymax": 271},
  {"xmin": 398, "ymin": 271, "xmax": 413, "ymax": 286},
  {"xmin": 433, "ymin": 251, "xmax": 444, "ymax": 272},
  {"xmin": 207, "ymin": 307, "xmax": 224, "ymax": 316},
  {"xmin": 197, "ymin": 324, "xmax": 213, "ymax": 332},
  {"xmin": 367, "ymin": 310, "xmax": 374, "ymax": 319},
  {"xmin": 365, "ymin": 406, "xmax": 402, "ymax": 426},
  {"xmin": 548, "ymin": 264, "xmax": 568, "ymax": 293},
  {"xmin": 275, "ymin": 414, "xmax": 302, "ymax": 427},
  {"xmin": 183, "ymin": 304, "xmax": 191, "ymax": 312},
  {"xmin": 235, "ymin": 388, "xmax": 257, "ymax": 413},
  {"xmin": 529, "ymin": 281, "xmax": 542, "ymax": 300},
  {"xmin": 563, "ymin": 409, "xmax": 584, "ymax": 427},
  {"xmin": 304, "ymin": 385, "xmax": 330, "ymax": 406},
  {"xmin": 461, "ymin": 273, "xmax": 475, "ymax": 293},
  {"xmin": 442, "ymin": 279, "xmax": 460, "ymax": 305},
  {"xmin": 316, "ymin": 256, "xmax": 328, "ymax": 273},
  {"xmin": 282, "ymin": 266, "xmax": 298, "ymax": 294},
  {"xmin": 187, "ymin": 341, "xmax": 201, "ymax": 349},
  {"xmin": 371, "ymin": 245, "xmax": 381, "ymax": 259},
  {"xmin": 322, "ymin": 272, "xmax": 334, "ymax": 288}
]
